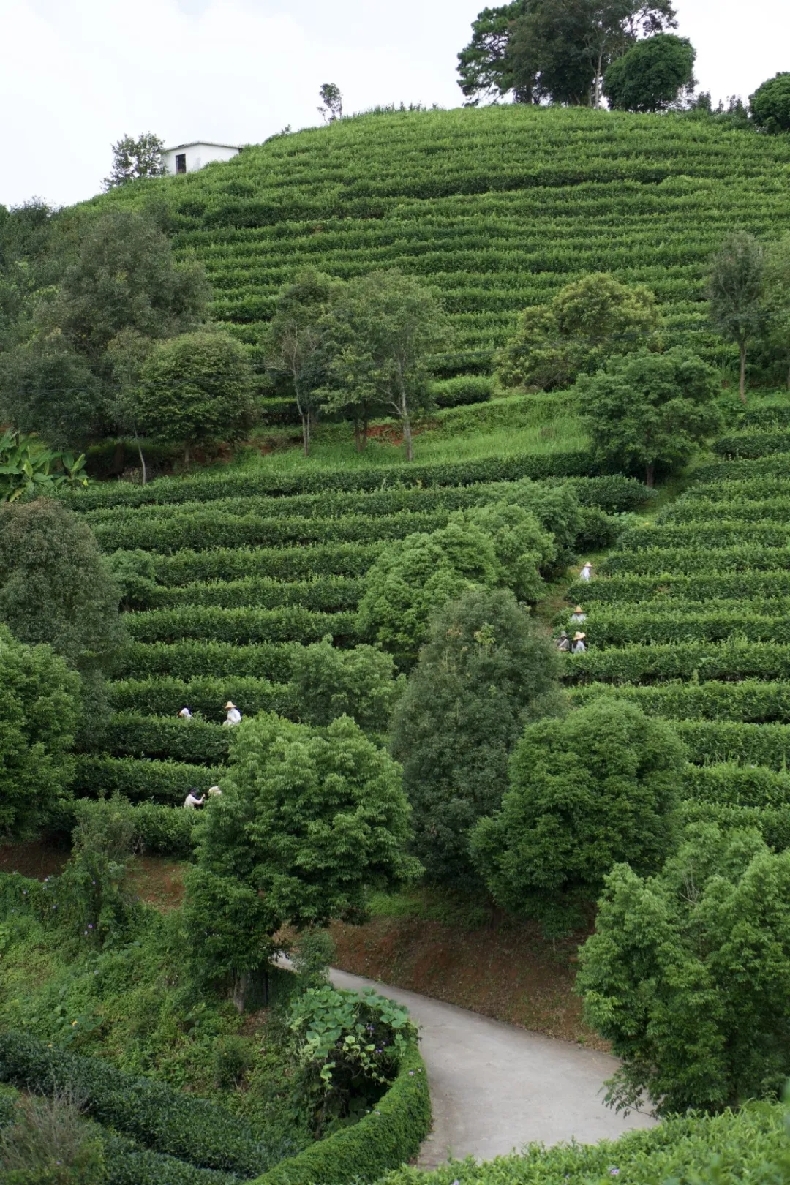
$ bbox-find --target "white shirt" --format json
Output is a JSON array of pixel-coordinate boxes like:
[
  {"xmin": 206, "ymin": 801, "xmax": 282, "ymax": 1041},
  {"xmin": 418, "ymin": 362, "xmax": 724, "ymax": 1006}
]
[
  {"xmin": 571, "ymin": 612, "xmax": 587, "ymax": 624},
  {"xmin": 184, "ymin": 792, "xmax": 203, "ymax": 809},
  {"xmin": 178, "ymin": 708, "xmax": 192, "ymax": 719},
  {"xmin": 580, "ymin": 565, "xmax": 592, "ymax": 582},
  {"xmin": 224, "ymin": 708, "xmax": 242, "ymax": 726},
  {"xmin": 572, "ymin": 640, "xmax": 586, "ymax": 653}
]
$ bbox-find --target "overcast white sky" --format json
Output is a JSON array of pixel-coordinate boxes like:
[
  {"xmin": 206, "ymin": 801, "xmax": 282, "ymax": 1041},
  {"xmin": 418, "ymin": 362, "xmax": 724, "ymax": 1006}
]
[{"xmin": 1, "ymin": 0, "xmax": 788, "ymax": 210}]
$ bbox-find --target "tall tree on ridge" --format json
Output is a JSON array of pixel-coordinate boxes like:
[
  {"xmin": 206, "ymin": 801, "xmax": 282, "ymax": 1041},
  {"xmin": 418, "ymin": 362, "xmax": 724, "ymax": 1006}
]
[
  {"xmin": 708, "ymin": 231, "xmax": 766, "ymax": 403},
  {"xmin": 104, "ymin": 132, "xmax": 167, "ymax": 190}
]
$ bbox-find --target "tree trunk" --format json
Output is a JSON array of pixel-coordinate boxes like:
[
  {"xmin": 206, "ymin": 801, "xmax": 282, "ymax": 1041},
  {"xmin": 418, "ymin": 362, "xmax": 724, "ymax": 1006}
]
[
  {"xmin": 646, "ymin": 461, "xmax": 655, "ymax": 489},
  {"xmin": 362, "ymin": 416, "xmax": 369, "ymax": 450},
  {"xmin": 594, "ymin": 52, "xmax": 603, "ymax": 108},
  {"xmin": 354, "ymin": 420, "xmax": 362, "ymax": 453},
  {"xmin": 739, "ymin": 342, "xmax": 747, "ymax": 405},
  {"xmin": 136, "ymin": 438, "xmax": 148, "ymax": 487},
  {"xmin": 402, "ymin": 413, "xmax": 413, "ymax": 462},
  {"xmin": 301, "ymin": 412, "xmax": 310, "ymax": 456},
  {"xmin": 231, "ymin": 967, "xmax": 269, "ymax": 1014},
  {"xmin": 111, "ymin": 440, "xmax": 125, "ymax": 475},
  {"xmin": 183, "ymin": 444, "xmax": 190, "ymax": 469}
]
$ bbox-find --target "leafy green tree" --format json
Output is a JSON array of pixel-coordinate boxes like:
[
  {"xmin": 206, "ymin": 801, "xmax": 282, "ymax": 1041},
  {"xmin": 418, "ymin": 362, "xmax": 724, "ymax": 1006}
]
[
  {"xmin": 289, "ymin": 637, "xmax": 404, "ymax": 733},
  {"xmin": 391, "ymin": 587, "xmax": 561, "ymax": 886},
  {"xmin": 104, "ymin": 132, "xmax": 167, "ymax": 189},
  {"xmin": 0, "ymin": 200, "xmax": 56, "ymax": 348},
  {"xmin": 471, "ymin": 697, "xmax": 684, "ymax": 933},
  {"xmin": 578, "ymin": 824, "xmax": 790, "ymax": 1114},
  {"xmin": 708, "ymin": 231, "xmax": 766, "ymax": 403},
  {"xmin": 0, "ymin": 208, "xmax": 208, "ymax": 449},
  {"xmin": 0, "ymin": 499, "xmax": 124, "ymax": 673},
  {"xmin": 356, "ymin": 519, "xmax": 501, "ymax": 668},
  {"xmin": 603, "ymin": 33, "xmax": 695, "ymax": 111},
  {"xmin": 458, "ymin": 0, "xmax": 677, "ymax": 107},
  {"xmin": 576, "ymin": 347, "xmax": 721, "ymax": 486},
  {"xmin": 497, "ymin": 273, "xmax": 660, "ymax": 391},
  {"xmin": 135, "ymin": 330, "xmax": 254, "ymax": 466},
  {"xmin": 0, "ymin": 623, "xmax": 80, "ymax": 839},
  {"xmin": 321, "ymin": 270, "xmax": 450, "ymax": 461},
  {"xmin": 317, "ymin": 84, "xmax": 343, "ymax": 122},
  {"xmin": 750, "ymin": 72, "xmax": 790, "ymax": 134},
  {"xmin": 759, "ymin": 233, "xmax": 790, "ymax": 390},
  {"xmin": 455, "ymin": 501, "xmax": 555, "ymax": 602},
  {"xmin": 457, "ymin": 2, "xmax": 532, "ymax": 105},
  {"xmin": 264, "ymin": 270, "xmax": 337, "ymax": 456},
  {"xmin": 185, "ymin": 713, "xmax": 417, "ymax": 995}
]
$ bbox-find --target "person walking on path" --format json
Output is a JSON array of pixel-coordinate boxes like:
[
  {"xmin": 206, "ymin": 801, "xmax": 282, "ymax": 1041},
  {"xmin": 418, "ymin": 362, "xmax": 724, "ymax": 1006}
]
[{"xmin": 580, "ymin": 562, "xmax": 593, "ymax": 582}]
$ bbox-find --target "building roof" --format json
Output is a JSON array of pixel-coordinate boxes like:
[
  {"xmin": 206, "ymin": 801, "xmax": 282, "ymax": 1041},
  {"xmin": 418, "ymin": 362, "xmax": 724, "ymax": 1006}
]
[{"xmin": 163, "ymin": 142, "xmax": 240, "ymax": 153}]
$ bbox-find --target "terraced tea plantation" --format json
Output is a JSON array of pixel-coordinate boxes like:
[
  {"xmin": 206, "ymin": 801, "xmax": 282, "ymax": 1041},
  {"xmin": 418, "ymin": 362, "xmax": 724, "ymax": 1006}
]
[
  {"xmin": 566, "ymin": 409, "xmax": 790, "ymax": 850},
  {"xmin": 98, "ymin": 106, "xmax": 790, "ymax": 375},
  {"xmin": 66, "ymin": 447, "xmax": 651, "ymax": 806}
]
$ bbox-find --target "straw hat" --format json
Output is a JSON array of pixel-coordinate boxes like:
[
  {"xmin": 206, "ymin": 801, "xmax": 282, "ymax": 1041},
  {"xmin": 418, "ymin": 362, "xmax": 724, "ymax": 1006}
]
[
  {"xmin": 573, "ymin": 606, "xmax": 584, "ymax": 613},
  {"xmin": 573, "ymin": 632, "xmax": 586, "ymax": 641},
  {"xmin": 225, "ymin": 701, "xmax": 236, "ymax": 710}
]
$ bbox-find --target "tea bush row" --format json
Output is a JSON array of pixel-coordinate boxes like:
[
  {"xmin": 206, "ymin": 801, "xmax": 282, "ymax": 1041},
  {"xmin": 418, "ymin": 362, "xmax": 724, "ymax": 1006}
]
[
  {"xmin": 125, "ymin": 605, "xmax": 357, "ymax": 645},
  {"xmin": 564, "ymin": 640, "xmax": 790, "ymax": 684},
  {"xmin": 114, "ymin": 641, "xmax": 298, "ymax": 682},
  {"xmin": 570, "ymin": 678, "xmax": 790, "ymax": 724},
  {"xmin": 73, "ymin": 754, "xmax": 226, "ymax": 809}
]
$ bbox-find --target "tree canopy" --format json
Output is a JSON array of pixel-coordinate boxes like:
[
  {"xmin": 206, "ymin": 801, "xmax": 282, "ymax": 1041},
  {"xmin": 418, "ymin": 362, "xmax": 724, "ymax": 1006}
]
[
  {"xmin": 578, "ymin": 824, "xmax": 790, "ymax": 1114},
  {"xmin": 457, "ymin": 0, "xmax": 677, "ymax": 107},
  {"xmin": 104, "ymin": 132, "xmax": 167, "ymax": 190},
  {"xmin": 750, "ymin": 72, "xmax": 790, "ymax": 135},
  {"xmin": 576, "ymin": 347, "xmax": 721, "ymax": 486},
  {"xmin": 0, "ymin": 623, "xmax": 80, "ymax": 839},
  {"xmin": 185, "ymin": 713, "xmax": 417, "ymax": 987},
  {"xmin": 391, "ymin": 587, "xmax": 561, "ymax": 887},
  {"xmin": 497, "ymin": 273, "xmax": 660, "ymax": 391},
  {"xmin": 471, "ymin": 697, "xmax": 685, "ymax": 933},
  {"xmin": 603, "ymin": 32, "xmax": 695, "ymax": 111},
  {"xmin": 708, "ymin": 231, "xmax": 766, "ymax": 402}
]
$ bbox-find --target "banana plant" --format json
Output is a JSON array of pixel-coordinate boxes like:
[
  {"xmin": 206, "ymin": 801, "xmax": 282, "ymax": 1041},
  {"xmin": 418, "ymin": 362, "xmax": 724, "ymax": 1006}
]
[{"xmin": 0, "ymin": 430, "xmax": 89, "ymax": 503}]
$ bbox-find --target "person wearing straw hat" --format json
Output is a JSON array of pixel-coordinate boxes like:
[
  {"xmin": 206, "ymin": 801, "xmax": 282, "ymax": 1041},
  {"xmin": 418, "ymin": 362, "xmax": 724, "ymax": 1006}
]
[
  {"xmin": 555, "ymin": 630, "xmax": 570, "ymax": 652},
  {"xmin": 570, "ymin": 605, "xmax": 587, "ymax": 625},
  {"xmin": 580, "ymin": 562, "xmax": 592, "ymax": 582},
  {"xmin": 223, "ymin": 701, "xmax": 242, "ymax": 726},
  {"xmin": 572, "ymin": 632, "xmax": 587, "ymax": 653}
]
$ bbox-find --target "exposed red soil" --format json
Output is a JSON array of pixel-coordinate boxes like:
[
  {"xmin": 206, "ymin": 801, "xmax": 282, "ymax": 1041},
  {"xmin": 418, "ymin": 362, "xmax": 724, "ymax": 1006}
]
[
  {"xmin": 329, "ymin": 913, "xmax": 606, "ymax": 1049},
  {"xmin": 0, "ymin": 840, "xmax": 69, "ymax": 880}
]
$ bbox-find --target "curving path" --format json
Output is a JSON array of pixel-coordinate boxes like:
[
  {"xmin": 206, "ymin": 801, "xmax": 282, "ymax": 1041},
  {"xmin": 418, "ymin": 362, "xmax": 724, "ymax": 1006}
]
[{"xmin": 330, "ymin": 968, "xmax": 656, "ymax": 1168}]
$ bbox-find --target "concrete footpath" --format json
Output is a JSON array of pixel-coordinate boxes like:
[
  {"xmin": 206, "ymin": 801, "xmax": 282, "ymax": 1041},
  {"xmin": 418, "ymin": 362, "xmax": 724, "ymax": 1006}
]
[{"xmin": 330, "ymin": 968, "xmax": 656, "ymax": 1168}]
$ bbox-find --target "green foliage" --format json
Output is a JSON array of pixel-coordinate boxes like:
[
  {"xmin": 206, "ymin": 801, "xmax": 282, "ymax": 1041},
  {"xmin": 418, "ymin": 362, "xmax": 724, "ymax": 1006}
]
[
  {"xmin": 461, "ymin": 501, "xmax": 555, "ymax": 602},
  {"xmin": 320, "ymin": 270, "xmax": 450, "ymax": 460},
  {"xmin": 288, "ymin": 986, "xmax": 414, "ymax": 1134},
  {"xmin": 751, "ymin": 72, "xmax": 790, "ymax": 134},
  {"xmin": 471, "ymin": 697, "xmax": 685, "ymax": 934},
  {"xmin": 708, "ymin": 231, "xmax": 766, "ymax": 400},
  {"xmin": 578, "ymin": 824, "xmax": 790, "ymax": 1114},
  {"xmin": 0, "ymin": 430, "xmax": 87, "ymax": 503},
  {"xmin": 135, "ymin": 330, "xmax": 254, "ymax": 462},
  {"xmin": 289, "ymin": 636, "xmax": 403, "ymax": 732},
  {"xmin": 186, "ymin": 712, "xmax": 418, "ymax": 984},
  {"xmin": 391, "ymin": 587, "xmax": 561, "ymax": 886},
  {"xmin": 603, "ymin": 33, "xmax": 695, "ymax": 112},
  {"xmin": 0, "ymin": 624, "xmax": 80, "ymax": 839},
  {"xmin": 56, "ymin": 798, "xmax": 139, "ymax": 945},
  {"xmin": 430, "ymin": 374, "xmax": 493, "ymax": 407},
  {"xmin": 356, "ymin": 519, "xmax": 500, "ymax": 667},
  {"xmin": 576, "ymin": 347, "xmax": 721, "ymax": 484},
  {"xmin": 497, "ymin": 274, "xmax": 660, "ymax": 391},
  {"xmin": 104, "ymin": 132, "xmax": 167, "ymax": 189},
  {"xmin": 0, "ymin": 1092, "xmax": 105, "ymax": 1185},
  {"xmin": 0, "ymin": 499, "xmax": 124, "ymax": 673}
]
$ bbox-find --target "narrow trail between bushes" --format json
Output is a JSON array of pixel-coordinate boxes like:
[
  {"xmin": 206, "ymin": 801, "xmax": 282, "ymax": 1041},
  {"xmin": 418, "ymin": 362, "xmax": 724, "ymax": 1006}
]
[{"xmin": 330, "ymin": 968, "xmax": 656, "ymax": 1168}]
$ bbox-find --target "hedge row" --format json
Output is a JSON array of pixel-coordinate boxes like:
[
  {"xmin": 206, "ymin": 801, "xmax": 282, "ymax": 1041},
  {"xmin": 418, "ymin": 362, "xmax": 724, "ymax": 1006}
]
[
  {"xmin": 680, "ymin": 800, "xmax": 790, "ymax": 852},
  {"xmin": 712, "ymin": 428, "xmax": 790, "ymax": 458},
  {"xmin": 674, "ymin": 719, "xmax": 790, "ymax": 770},
  {"xmin": 153, "ymin": 575, "xmax": 363, "ymax": 614},
  {"xmin": 618, "ymin": 522, "xmax": 790, "ymax": 552},
  {"xmin": 251, "ymin": 1042, "xmax": 430, "ymax": 1185},
  {"xmin": 602, "ymin": 543, "xmax": 790, "ymax": 575},
  {"xmin": 563, "ymin": 640, "xmax": 790, "ymax": 685},
  {"xmin": 151, "ymin": 543, "xmax": 384, "ymax": 587},
  {"xmin": 683, "ymin": 761, "xmax": 790, "ymax": 809},
  {"xmin": 103, "ymin": 1134, "xmax": 238, "ymax": 1185},
  {"xmin": 566, "ymin": 569, "xmax": 790, "ymax": 606},
  {"xmin": 86, "ymin": 475, "xmax": 651, "ymax": 531},
  {"xmin": 663, "ymin": 496, "xmax": 790, "ymax": 525},
  {"xmin": 693, "ymin": 455, "xmax": 790, "ymax": 484},
  {"xmin": 570, "ymin": 679, "xmax": 790, "ymax": 724},
  {"xmin": 582, "ymin": 607, "xmax": 785, "ymax": 648},
  {"xmin": 0, "ymin": 1030, "xmax": 285, "ymax": 1176},
  {"xmin": 65, "ymin": 450, "xmax": 597, "ymax": 511},
  {"xmin": 126, "ymin": 606, "xmax": 358, "ymax": 645},
  {"xmin": 93, "ymin": 508, "xmax": 448, "ymax": 555},
  {"xmin": 109, "ymin": 679, "xmax": 295, "ymax": 722},
  {"xmin": 73, "ymin": 754, "xmax": 226, "ymax": 808},
  {"xmin": 114, "ymin": 642, "xmax": 298, "ymax": 682},
  {"xmin": 104, "ymin": 713, "xmax": 232, "ymax": 764}
]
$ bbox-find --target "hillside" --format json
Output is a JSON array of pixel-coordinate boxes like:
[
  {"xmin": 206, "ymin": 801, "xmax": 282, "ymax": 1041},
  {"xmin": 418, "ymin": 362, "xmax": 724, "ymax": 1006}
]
[{"xmin": 96, "ymin": 106, "xmax": 790, "ymax": 374}]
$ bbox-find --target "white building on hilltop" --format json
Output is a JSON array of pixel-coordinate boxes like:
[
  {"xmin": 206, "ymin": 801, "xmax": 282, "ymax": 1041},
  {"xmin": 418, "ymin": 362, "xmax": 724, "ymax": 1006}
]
[{"xmin": 162, "ymin": 142, "xmax": 240, "ymax": 176}]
